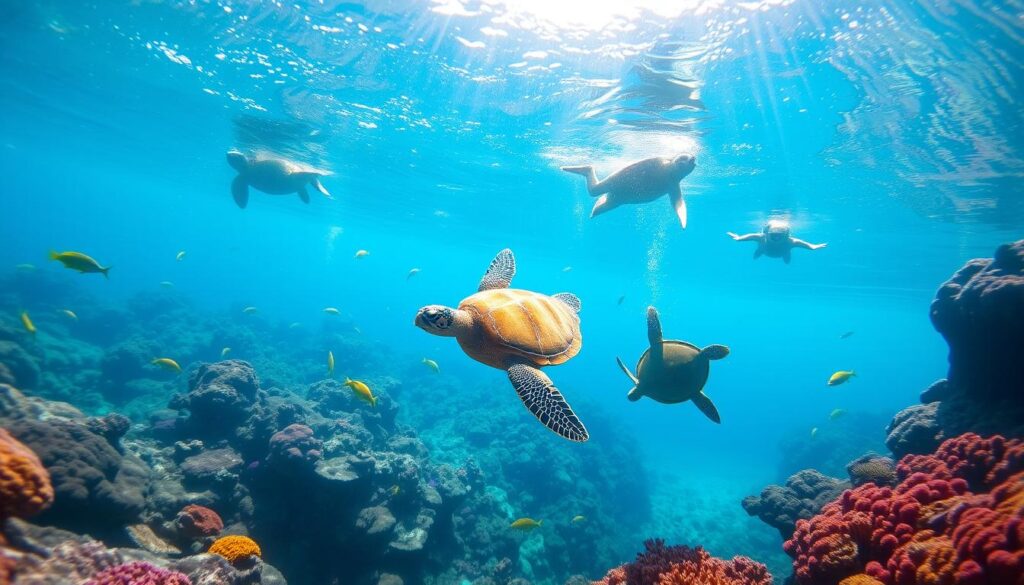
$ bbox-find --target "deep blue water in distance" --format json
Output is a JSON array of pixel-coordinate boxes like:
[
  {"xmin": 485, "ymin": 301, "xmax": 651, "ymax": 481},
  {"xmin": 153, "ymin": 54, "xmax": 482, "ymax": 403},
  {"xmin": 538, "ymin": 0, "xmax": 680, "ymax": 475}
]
[{"xmin": 1, "ymin": 0, "xmax": 1021, "ymax": 579}]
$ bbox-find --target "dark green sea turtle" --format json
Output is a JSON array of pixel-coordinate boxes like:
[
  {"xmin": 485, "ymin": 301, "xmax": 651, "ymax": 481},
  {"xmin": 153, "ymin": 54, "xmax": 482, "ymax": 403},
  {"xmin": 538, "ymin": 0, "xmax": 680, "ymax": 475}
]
[
  {"xmin": 226, "ymin": 150, "xmax": 331, "ymax": 209},
  {"xmin": 615, "ymin": 306, "xmax": 729, "ymax": 423}
]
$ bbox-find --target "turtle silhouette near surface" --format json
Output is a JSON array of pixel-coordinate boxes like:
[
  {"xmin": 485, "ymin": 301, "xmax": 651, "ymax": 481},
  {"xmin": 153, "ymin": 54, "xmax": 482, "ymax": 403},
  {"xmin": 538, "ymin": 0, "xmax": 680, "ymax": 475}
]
[
  {"xmin": 616, "ymin": 306, "xmax": 729, "ymax": 423},
  {"xmin": 561, "ymin": 154, "xmax": 696, "ymax": 228},
  {"xmin": 414, "ymin": 249, "xmax": 589, "ymax": 442},
  {"xmin": 226, "ymin": 150, "xmax": 331, "ymax": 209}
]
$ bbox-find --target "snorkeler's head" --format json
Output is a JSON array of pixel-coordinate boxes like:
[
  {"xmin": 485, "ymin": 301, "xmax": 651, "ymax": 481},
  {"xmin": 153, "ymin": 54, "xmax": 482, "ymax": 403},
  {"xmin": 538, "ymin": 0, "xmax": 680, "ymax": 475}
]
[
  {"xmin": 415, "ymin": 305, "xmax": 457, "ymax": 337},
  {"xmin": 764, "ymin": 219, "xmax": 791, "ymax": 241},
  {"xmin": 671, "ymin": 153, "xmax": 696, "ymax": 179}
]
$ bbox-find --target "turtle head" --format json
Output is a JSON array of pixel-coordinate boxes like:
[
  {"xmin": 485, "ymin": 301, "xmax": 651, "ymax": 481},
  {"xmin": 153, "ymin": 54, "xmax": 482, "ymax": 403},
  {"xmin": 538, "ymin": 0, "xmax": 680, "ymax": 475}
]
[
  {"xmin": 415, "ymin": 305, "xmax": 460, "ymax": 337},
  {"xmin": 671, "ymin": 154, "xmax": 696, "ymax": 179},
  {"xmin": 226, "ymin": 150, "xmax": 250, "ymax": 172}
]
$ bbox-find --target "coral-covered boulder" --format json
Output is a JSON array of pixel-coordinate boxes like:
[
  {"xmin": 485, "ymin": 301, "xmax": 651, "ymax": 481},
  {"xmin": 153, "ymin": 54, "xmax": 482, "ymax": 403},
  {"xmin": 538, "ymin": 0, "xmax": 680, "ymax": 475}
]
[
  {"xmin": 266, "ymin": 424, "xmax": 322, "ymax": 470},
  {"xmin": 742, "ymin": 470, "xmax": 849, "ymax": 538},
  {"xmin": 3, "ymin": 419, "xmax": 148, "ymax": 532},
  {"xmin": 845, "ymin": 454, "xmax": 896, "ymax": 488},
  {"xmin": 930, "ymin": 240, "xmax": 1024, "ymax": 399},
  {"xmin": 175, "ymin": 505, "xmax": 224, "ymax": 539},
  {"xmin": 0, "ymin": 428, "xmax": 53, "ymax": 520},
  {"xmin": 0, "ymin": 339, "xmax": 39, "ymax": 389},
  {"xmin": 85, "ymin": 413, "xmax": 132, "ymax": 448},
  {"xmin": 594, "ymin": 539, "xmax": 772, "ymax": 585},
  {"xmin": 784, "ymin": 433, "xmax": 1023, "ymax": 585},
  {"xmin": 175, "ymin": 360, "xmax": 260, "ymax": 430},
  {"xmin": 208, "ymin": 535, "xmax": 261, "ymax": 566},
  {"xmin": 885, "ymin": 403, "xmax": 943, "ymax": 458}
]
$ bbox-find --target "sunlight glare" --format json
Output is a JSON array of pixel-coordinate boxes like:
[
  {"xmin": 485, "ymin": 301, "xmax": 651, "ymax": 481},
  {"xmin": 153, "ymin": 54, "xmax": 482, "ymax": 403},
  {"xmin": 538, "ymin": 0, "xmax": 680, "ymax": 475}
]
[{"xmin": 491, "ymin": 0, "xmax": 702, "ymax": 29}]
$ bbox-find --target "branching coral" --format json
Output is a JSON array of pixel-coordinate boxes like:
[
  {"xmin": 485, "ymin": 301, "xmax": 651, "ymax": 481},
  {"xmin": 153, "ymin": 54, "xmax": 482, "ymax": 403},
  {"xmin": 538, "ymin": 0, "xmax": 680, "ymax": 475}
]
[
  {"xmin": 784, "ymin": 433, "xmax": 1023, "ymax": 585},
  {"xmin": 208, "ymin": 535, "xmax": 261, "ymax": 565},
  {"xmin": 85, "ymin": 561, "xmax": 192, "ymax": 585},
  {"xmin": 594, "ymin": 540, "xmax": 772, "ymax": 585},
  {"xmin": 0, "ymin": 427, "xmax": 53, "ymax": 520}
]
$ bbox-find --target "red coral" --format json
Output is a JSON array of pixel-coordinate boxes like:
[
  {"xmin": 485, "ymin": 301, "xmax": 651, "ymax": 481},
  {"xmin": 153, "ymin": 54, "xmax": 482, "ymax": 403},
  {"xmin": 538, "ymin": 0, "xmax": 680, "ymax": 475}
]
[
  {"xmin": 595, "ymin": 540, "xmax": 771, "ymax": 585},
  {"xmin": 784, "ymin": 433, "xmax": 1024, "ymax": 585},
  {"xmin": 175, "ymin": 504, "xmax": 224, "ymax": 538},
  {"xmin": 0, "ymin": 427, "xmax": 53, "ymax": 520}
]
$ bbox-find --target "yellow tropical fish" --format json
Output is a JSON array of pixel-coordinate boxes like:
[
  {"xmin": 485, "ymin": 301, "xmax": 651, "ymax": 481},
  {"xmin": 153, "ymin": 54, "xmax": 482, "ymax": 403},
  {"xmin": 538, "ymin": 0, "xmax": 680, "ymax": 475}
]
[
  {"xmin": 810, "ymin": 427, "xmax": 819, "ymax": 439},
  {"xmin": 354, "ymin": 249, "xmax": 369, "ymax": 258},
  {"xmin": 571, "ymin": 515, "xmax": 586, "ymax": 524},
  {"xmin": 510, "ymin": 518, "xmax": 542, "ymax": 530},
  {"xmin": 407, "ymin": 268, "xmax": 420, "ymax": 279},
  {"xmin": 828, "ymin": 370, "xmax": 856, "ymax": 386},
  {"xmin": 160, "ymin": 281, "xmax": 175, "ymax": 288},
  {"xmin": 152, "ymin": 358, "xmax": 182, "ymax": 374},
  {"xmin": 323, "ymin": 307, "xmax": 341, "ymax": 315},
  {"xmin": 389, "ymin": 485, "xmax": 401, "ymax": 496},
  {"xmin": 829, "ymin": 408, "xmax": 846, "ymax": 420},
  {"xmin": 221, "ymin": 347, "xmax": 231, "ymax": 357},
  {"xmin": 243, "ymin": 306, "xmax": 258, "ymax": 314},
  {"xmin": 344, "ymin": 377, "xmax": 377, "ymax": 407},
  {"xmin": 422, "ymin": 358, "xmax": 440, "ymax": 373},
  {"xmin": 15, "ymin": 263, "xmax": 35, "ymax": 271},
  {"xmin": 327, "ymin": 351, "xmax": 335, "ymax": 377},
  {"xmin": 176, "ymin": 250, "xmax": 186, "ymax": 261},
  {"xmin": 20, "ymin": 311, "xmax": 36, "ymax": 336},
  {"xmin": 61, "ymin": 309, "xmax": 78, "ymax": 321},
  {"xmin": 49, "ymin": 250, "xmax": 111, "ymax": 278}
]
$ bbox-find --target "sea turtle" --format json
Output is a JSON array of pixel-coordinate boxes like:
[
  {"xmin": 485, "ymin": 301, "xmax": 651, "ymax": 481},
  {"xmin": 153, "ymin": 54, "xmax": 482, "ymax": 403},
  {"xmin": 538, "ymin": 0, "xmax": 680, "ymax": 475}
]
[
  {"xmin": 414, "ymin": 249, "xmax": 588, "ymax": 442},
  {"xmin": 226, "ymin": 150, "xmax": 331, "ymax": 209},
  {"xmin": 727, "ymin": 219, "xmax": 827, "ymax": 263},
  {"xmin": 561, "ymin": 154, "xmax": 696, "ymax": 228},
  {"xmin": 616, "ymin": 306, "xmax": 729, "ymax": 423}
]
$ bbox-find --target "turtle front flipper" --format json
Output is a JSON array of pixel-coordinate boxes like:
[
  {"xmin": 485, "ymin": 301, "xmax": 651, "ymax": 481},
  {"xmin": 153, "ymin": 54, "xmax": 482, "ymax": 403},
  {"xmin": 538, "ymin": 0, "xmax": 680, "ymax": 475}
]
[
  {"xmin": 700, "ymin": 345, "xmax": 730, "ymax": 360},
  {"xmin": 297, "ymin": 185, "xmax": 310, "ymax": 203},
  {"xmin": 507, "ymin": 363, "xmax": 588, "ymax": 442},
  {"xmin": 479, "ymin": 248, "xmax": 516, "ymax": 291},
  {"xmin": 616, "ymin": 357, "xmax": 642, "ymax": 401},
  {"xmin": 647, "ymin": 306, "xmax": 663, "ymax": 344},
  {"xmin": 668, "ymin": 184, "xmax": 687, "ymax": 229},
  {"xmin": 312, "ymin": 177, "xmax": 331, "ymax": 198},
  {"xmin": 691, "ymin": 391, "xmax": 721, "ymax": 424},
  {"xmin": 231, "ymin": 176, "xmax": 250, "ymax": 209}
]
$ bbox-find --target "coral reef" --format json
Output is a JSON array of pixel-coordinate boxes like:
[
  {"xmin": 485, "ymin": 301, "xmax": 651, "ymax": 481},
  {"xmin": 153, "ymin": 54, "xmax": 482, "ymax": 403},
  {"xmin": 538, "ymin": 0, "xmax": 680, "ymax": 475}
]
[
  {"xmin": 594, "ymin": 539, "xmax": 772, "ymax": 585},
  {"xmin": 742, "ymin": 471, "xmax": 850, "ymax": 539},
  {"xmin": 844, "ymin": 454, "xmax": 896, "ymax": 488},
  {"xmin": 783, "ymin": 433, "xmax": 1023, "ymax": 585},
  {"xmin": 0, "ymin": 429, "xmax": 53, "ymax": 521}
]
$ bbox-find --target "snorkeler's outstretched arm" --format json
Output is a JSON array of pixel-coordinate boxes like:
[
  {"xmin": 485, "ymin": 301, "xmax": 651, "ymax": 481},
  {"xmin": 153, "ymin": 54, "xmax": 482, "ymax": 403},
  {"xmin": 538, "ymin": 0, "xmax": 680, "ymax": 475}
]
[
  {"xmin": 791, "ymin": 238, "xmax": 827, "ymax": 250},
  {"xmin": 727, "ymin": 232, "xmax": 761, "ymax": 242}
]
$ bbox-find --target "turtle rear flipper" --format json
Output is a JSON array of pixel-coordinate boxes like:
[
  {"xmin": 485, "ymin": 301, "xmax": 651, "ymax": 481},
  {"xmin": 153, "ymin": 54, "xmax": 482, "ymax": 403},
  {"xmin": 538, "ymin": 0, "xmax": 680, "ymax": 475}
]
[
  {"xmin": 616, "ymin": 356, "xmax": 642, "ymax": 402},
  {"xmin": 479, "ymin": 249, "xmax": 516, "ymax": 291},
  {"xmin": 700, "ymin": 344, "xmax": 730, "ymax": 360},
  {"xmin": 508, "ymin": 363, "xmax": 588, "ymax": 442},
  {"xmin": 553, "ymin": 293, "xmax": 581, "ymax": 313},
  {"xmin": 691, "ymin": 391, "xmax": 721, "ymax": 424},
  {"xmin": 297, "ymin": 185, "xmax": 310, "ymax": 204},
  {"xmin": 231, "ymin": 176, "xmax": 250, "ymax": 209}
]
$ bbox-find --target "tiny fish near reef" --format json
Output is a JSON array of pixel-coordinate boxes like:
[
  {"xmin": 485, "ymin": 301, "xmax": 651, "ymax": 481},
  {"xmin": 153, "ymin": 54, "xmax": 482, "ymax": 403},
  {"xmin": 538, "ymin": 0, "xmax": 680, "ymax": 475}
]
[
  {"xmin": 827, "ymin": 370, "xmax": 855, "ymax": 386},
  {"xmin": 49, "ymin": 250, "xmax": 111, "ymax": 277},
  {"xmin": 152, "ymin": 358, "xmax": 182, "ymax": 374},
  {"xmin": 510, "ymin": 517, "xmax": 542, "ymax": 530}
]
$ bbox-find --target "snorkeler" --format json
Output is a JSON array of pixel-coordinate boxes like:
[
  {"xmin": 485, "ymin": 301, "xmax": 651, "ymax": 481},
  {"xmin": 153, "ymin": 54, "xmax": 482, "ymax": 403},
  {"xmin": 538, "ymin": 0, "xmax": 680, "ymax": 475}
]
[
  {"xmin": 561, "ymin": 154, "xmax": 696, "ymax": 229},
  {"xmin": 727, "ymin": 219, "xmax": 827, "ymax": 263}
]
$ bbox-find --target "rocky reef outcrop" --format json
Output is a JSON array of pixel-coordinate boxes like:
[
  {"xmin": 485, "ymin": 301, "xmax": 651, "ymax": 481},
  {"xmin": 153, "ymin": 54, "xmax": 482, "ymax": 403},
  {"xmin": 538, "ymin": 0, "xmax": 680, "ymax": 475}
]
[
  {"xmin": 742, "ymin": 470, "xmax": 849, "ymax": 539},
  {"xmin": 886, "ymin": 240, "xmax": 1024, "ymax": 457}
]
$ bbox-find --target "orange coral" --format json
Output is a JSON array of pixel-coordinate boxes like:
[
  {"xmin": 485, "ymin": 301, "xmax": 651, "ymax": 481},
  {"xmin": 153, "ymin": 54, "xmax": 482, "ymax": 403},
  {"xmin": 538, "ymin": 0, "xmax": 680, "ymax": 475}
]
[
  {"xmin": 0, "ymin": 428, "xmax": 53, "ymax": 520},
  {"xmin": 839, "ymin": 576, "xmax": 884, "ymax": 585},
  {"xmin": 656, "ymin": 550, "xmax": 772, "ymax": 585},
  {"xmin": 208, "ymin": 535, "xmax": 261, "ymax": 564}
]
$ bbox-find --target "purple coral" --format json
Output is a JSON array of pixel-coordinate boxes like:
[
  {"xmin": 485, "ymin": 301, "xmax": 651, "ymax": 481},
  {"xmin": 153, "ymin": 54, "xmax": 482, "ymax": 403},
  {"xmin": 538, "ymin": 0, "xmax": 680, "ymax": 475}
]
[
  {"xmin": 86, "ymin": 561, "xmax": 192, "ymax": 585},
  {"xmin": 267, "ymin": 423, "xmax": 322, "ymax": 469}
]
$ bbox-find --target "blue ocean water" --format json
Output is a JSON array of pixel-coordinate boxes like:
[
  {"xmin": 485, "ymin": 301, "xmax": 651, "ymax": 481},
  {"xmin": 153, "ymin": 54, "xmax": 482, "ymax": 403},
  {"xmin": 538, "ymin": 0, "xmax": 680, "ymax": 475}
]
[{"xmin": 0, "ymin": 1, "xmax": 1021, "ymax": 584}]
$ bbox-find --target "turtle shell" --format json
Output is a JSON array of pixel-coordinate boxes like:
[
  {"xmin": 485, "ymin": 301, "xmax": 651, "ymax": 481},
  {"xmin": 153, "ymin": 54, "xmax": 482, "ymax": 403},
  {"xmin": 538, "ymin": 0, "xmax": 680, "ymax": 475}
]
[
  {"xmin": 635, "ymin": 340, "xmax": 709, "ymax": 404},
  {"xmin": 457, "ymin": 289, "xmax": 580, "ymax": 369}
]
